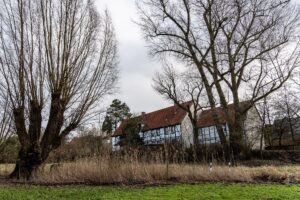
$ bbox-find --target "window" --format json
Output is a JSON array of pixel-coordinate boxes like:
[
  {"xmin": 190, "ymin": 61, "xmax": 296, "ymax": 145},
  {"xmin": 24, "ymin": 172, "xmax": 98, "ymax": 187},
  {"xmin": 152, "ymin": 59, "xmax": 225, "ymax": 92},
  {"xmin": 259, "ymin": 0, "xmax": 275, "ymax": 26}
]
[
  {"xmin": 112, "ymin": 136, "xmax": 120, "ymax": 146},
  {"xmin": 199, "ymin": 124, "xmax": 229, "ymax": 145},
  {"xmin": 112, "ymin": 136, "xmax": 120, "ymax": 151},
  {"xmin": 140, "ymin": 125, "xmax": 182, "ymax": 145},
  {"xmin": 144, "ymin": 131, "xmax": 151, "ymax": 144},
  {"xmin": 156, "ymin": 129, "xmax": 160, "ymax": 137}
]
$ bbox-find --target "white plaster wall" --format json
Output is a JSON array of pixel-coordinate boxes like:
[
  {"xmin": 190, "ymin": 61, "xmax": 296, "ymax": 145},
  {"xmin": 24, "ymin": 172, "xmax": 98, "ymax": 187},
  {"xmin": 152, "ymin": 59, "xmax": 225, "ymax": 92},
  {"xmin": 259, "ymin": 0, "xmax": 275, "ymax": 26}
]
[
  {"xmin": 180, "ymin": 114, "xmax": 194, "ymax": 148},
  {"xmin": 244, "ymin": 107, "xmax": 263, "ymax": 150}
]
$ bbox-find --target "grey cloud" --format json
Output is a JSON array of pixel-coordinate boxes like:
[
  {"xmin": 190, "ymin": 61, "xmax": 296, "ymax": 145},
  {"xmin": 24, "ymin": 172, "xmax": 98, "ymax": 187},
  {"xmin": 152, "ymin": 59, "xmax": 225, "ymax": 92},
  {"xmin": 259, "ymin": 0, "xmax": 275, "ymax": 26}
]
[{"xmin": 96, "ymin": 0, "xmax": 170, "ymax": 113}]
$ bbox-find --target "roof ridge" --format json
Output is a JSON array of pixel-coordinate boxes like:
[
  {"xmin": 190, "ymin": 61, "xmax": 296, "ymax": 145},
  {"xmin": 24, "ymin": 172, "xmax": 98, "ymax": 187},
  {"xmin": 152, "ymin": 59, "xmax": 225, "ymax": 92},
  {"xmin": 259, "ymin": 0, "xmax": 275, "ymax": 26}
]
[
  {"xmin": 201, "ymin": 101, "xmax": 251, "ymax": 111},
  {"xmin": 136, "ymin": 101, "xmax": 191, "ymax": 117}
]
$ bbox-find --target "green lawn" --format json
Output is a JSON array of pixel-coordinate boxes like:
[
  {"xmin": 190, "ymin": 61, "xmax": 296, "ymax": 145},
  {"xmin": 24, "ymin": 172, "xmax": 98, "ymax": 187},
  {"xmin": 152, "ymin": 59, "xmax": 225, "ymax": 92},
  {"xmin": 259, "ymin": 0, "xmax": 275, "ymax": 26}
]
[{"xmin": 0, "ymin": 184, "xmax": 299, "ymax": 200}]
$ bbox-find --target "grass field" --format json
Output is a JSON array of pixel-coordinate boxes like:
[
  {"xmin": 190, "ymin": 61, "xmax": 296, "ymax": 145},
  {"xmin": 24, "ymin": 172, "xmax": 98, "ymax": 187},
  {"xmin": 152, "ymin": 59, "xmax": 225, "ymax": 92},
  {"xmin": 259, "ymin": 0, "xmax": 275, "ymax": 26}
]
[{"xmin": 0, "ymin": 184, "xmax": 299, "ymax": 200}]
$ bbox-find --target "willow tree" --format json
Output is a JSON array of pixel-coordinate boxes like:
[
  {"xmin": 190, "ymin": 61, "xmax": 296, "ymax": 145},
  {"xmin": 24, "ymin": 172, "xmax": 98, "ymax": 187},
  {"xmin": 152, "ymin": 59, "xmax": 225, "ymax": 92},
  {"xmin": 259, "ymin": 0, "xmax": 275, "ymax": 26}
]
[
  {"xmin": 137, "ymin": 0, "xmax": 300, "ymax": 156},
  {"xmin": 0, "ymin": 0, "xmax": 118, "ymax": 179}
]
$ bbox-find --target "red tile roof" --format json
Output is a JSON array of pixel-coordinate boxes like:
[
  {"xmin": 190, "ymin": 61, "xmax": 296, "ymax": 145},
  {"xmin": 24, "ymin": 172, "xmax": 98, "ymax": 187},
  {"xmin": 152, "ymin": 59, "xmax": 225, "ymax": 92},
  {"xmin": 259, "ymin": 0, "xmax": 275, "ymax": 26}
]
[
  {"xmin": 113, "ymin": 102, "xmax": 191, "ymax": 137},
  {"xmin": 113, "ymin": 101, "xmax": 252, "ymax": 136},
  {"xmin": 197, "ymin": 102, "xmax": 251, "ymax": 128}
]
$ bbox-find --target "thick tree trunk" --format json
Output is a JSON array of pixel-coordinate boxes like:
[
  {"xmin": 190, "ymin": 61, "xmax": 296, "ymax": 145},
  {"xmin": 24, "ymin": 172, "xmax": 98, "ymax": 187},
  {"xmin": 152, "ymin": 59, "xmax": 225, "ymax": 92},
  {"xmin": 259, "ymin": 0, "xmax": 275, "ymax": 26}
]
[
  {"xmin": 215, "ymin": 124, "xmax": 230, "ymax": 161},
  {"xmin": 9, "ymin": 145, "xmax": 43, "ymax": 180},
  {"xmin": 229, "ymin": 118, "xmax": 249, "ymax": 159},
  {"xmin": 9, "ymin": 134, "xmax": 63, "ymax": 180},
  {"xmin": 10, "ymin": 103, "xmax": 68, "ymax": 180}
]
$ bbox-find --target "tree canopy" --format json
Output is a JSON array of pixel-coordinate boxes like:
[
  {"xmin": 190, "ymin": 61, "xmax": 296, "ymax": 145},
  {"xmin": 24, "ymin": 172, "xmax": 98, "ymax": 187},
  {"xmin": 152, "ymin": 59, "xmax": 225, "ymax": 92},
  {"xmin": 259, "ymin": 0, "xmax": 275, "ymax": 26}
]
[
  {"xmin": 0, "ymin": 0, "xmax": 118, "ymax": 179},
  {"xmin": 102, "ymin": 99, "xmax": 132, "ymax": 135},
  {"xmin": 137, "ymin": 0, "xmax": 300, "ymax": 156}
]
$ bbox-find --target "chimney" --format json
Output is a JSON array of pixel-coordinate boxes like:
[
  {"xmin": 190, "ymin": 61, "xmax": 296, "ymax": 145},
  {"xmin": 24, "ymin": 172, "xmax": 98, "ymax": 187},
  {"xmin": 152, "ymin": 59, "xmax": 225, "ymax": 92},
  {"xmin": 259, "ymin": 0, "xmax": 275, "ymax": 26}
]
[{"xmin": 140, "ymin": 112, "xmax": 146, "ymax": 131}]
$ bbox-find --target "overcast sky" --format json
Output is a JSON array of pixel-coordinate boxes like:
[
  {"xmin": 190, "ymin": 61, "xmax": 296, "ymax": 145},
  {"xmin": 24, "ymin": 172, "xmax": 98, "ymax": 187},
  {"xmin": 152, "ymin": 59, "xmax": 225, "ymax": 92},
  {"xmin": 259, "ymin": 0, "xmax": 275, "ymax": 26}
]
[
  {"xmin": 96, "ymin": 0, "xmax": 300, "ymax": 114},
  {"xmin": 96, "ymin": 0, "xmax": 170, "ymax": 114}
]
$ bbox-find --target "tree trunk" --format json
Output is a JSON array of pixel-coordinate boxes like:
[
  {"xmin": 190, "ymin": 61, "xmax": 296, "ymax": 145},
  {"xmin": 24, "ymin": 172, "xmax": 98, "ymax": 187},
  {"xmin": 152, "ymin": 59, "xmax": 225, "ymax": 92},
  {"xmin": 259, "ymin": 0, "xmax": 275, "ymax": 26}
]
[
  {"xmin": 279, "ymin": 131, "xmax": 283, "ymax": 147},
  {"xmin": 260, "ymin": 127, "xmax": 264, "ymax": 159},
  {"xmin": 9, "ymin": 145, "xmax": 43, "ymax": 180},
  {"xmin": 194, "ymin": 59, "xmax": 230, "ymax": 160},
  {"xmin": 215, "ymin": 124, "xmax": 230, "ymax": 161},
  {"xmin": 229, "ymin": 118, "xmax": 249, "ymax": 159},
  {"xmin": 191, "ymin": 119, "xmax": 200, "ymax": 162},
  {"xmin": 10, "ymin": 107, "xmax": 67, "ymax": 180}
]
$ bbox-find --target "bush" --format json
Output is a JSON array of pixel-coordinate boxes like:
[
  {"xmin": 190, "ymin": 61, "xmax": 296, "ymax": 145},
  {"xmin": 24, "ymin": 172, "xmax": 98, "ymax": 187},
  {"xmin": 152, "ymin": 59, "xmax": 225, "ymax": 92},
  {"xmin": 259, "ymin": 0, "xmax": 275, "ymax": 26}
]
[
  {"xmin": 48, "ymin": 135, "xmax": 110, "ymax": 163},
  {"xmin": 0, "ymin": 136, "xmax": 19, "ymax": 163}
]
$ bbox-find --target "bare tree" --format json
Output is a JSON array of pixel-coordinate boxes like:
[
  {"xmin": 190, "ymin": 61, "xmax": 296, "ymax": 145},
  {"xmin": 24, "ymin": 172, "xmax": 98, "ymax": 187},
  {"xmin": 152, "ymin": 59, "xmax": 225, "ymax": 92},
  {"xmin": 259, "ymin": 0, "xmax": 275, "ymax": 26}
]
[
  {"xmin": 0, "ymin": 0, "xmax": 118, "ymax": 179},
  {"xmin": 153, "ymin": 65, "xmax": 208, "ymax": 160},
  {"xmin": 273, "ymin": 85, "xmax": 300, "ymax": 146},
  {"xmin": 256, "ymin": 96, "xmax": 273, "ymax": 152},
  {"xmin": 0, "ymin": 97, "xmax": 12, "ymax": 153},
  {"xmin": 137, "ymin": 0, "xmax": 300, "ymax": 156}
]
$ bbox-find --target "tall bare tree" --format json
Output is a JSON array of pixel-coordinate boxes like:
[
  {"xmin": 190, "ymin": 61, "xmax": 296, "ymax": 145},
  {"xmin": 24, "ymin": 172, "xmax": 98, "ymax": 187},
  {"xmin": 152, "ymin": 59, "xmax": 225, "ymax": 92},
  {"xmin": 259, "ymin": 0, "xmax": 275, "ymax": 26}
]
[
  {"xmin": 153, "ymin": 65, "xmax": 208, "ymax": 160},
  {"xmin": 273, "ymin": 85, "xmax": 300, "ymax": 145},
  {"xmin": 137, "ymin": 0, "xmax": 300, "ymax": 156},
  {"xmin": 0, "ymin": 0, "xmax": 118, "ymax": 179}
]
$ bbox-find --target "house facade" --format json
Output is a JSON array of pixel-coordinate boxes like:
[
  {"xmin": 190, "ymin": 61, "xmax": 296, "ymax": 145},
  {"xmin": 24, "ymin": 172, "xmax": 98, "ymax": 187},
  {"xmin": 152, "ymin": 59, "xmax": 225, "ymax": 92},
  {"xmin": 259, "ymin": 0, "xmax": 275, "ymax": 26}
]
[
  {"xmin": 112, "ymin": 102, "xmax": 191, "ymax": 151},
  {"xmin": 112, "ymin": 102, "xmax": 263, "ymax": 151},
  {"xmin": 196, "ymin": 104, "xmax": 263, "ymax": 149}
]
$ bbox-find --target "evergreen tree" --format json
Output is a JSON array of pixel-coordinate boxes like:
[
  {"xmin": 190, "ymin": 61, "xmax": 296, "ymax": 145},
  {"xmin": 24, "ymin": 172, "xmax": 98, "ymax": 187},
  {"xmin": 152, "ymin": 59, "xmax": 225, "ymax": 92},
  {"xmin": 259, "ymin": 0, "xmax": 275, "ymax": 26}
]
[
  {"xmin": 119, "ymin": 119, "xmax": 144, "ymax": 148},
  {"xmin": 102, "ymin": 115, "xmax": 113, "ymax": 135},
  {"xmin": 102, "ymin": 99, "xmax": 132, "ymax": 134}
]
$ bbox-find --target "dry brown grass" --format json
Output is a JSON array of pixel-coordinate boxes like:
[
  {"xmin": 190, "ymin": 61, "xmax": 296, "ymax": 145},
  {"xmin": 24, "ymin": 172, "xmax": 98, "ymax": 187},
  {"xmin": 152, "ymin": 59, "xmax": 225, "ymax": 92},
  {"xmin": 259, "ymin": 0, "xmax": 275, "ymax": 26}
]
[
  {"xmin": 1, "ymin": 154, "xmax": 299, "ymax": 184},
  {"xmin": 26, "ymin": 155, "xmax": 300, "ymax": 185}
]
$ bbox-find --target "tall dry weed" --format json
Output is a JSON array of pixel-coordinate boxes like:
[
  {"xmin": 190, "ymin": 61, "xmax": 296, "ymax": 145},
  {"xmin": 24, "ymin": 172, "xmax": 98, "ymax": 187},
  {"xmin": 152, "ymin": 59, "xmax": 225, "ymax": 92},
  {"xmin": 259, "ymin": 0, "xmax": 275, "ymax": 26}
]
[{"xmin": 28, "ymin": 154, "xmax": 300, "ymax": 184}]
